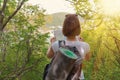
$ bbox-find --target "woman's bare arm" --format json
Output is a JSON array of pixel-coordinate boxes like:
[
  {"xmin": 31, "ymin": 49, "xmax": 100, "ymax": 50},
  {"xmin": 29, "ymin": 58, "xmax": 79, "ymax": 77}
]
[
  {"xmin": 47, "ymin": 46, "xmax": 54, "ymax": 59},
  {"xmin": 46, "ymin": 37, "xmax": 56, "ymax": 59},
  {"xmin": 85, "ymin": 52, "xmax": 90, "ymax": 61}
]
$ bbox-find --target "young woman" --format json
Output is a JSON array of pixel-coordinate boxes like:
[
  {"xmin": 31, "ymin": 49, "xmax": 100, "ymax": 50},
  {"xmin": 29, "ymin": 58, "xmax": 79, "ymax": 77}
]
[{"xmin": 47, "ymin": 14, "xmax": 90, "ymax": 80}]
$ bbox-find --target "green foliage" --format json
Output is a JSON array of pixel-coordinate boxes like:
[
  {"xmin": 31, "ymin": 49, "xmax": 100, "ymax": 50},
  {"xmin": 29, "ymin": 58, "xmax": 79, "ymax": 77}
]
[
  {"xmin": 67, "ymin": 0, "xmax": 95, "ymax": 19},
  {"xmin": 0, "ymin": 1, "xmax": 49, "ymax": 80},
  {"xmin": 68, "ymin": 0, "xmax": 120, "ymax": 80}
]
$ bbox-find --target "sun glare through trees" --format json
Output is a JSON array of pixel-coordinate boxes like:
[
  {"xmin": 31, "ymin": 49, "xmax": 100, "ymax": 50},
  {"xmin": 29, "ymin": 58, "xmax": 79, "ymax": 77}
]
[{"xmin": 99, "ymin": 0, "xmax": 120, "ymax": 16}]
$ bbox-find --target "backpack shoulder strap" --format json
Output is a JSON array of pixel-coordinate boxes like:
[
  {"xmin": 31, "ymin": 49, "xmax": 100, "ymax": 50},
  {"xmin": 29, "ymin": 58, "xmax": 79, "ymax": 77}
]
[{"xmin": 58, "ymin": 40, "xmax": 65, "ymax": 48}]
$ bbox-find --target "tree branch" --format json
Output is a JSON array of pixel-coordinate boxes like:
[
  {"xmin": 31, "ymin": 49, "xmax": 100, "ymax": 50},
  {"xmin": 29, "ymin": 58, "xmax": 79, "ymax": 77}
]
[
  {"xmin": 1, "ymin": 0, "xmax": 8, "ymax": 11},
  {"xmin": 0, "ymin": 0, "xmax": 8, "ymax": 31},
  {"xmin": 104, "ymin": 43, "xmax": 116, "ymax": 53},
  {"xmin": 108, "ymin": 34, "xmax": 120, "ymax": 53},
  {"xmin": 2, "ymin": 0, "xmax": 25, "ymax": 30},
  {"xmin": 4, "ymin": 58, "xmax": 43, "ymax": 79},
  {"xmin": 114, "ymin": 38, "xmax": 120, "ymax": 54}
]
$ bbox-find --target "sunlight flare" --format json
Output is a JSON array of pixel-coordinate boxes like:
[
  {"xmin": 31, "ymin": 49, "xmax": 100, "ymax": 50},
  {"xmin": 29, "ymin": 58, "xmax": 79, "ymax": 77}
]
[{"xmin": 99, "ymin": 0, "xmax": 120, "ymax": 16}]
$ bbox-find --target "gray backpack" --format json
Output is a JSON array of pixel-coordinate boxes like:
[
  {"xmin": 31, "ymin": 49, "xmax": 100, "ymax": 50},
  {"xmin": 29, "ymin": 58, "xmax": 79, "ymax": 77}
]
[{"xmin": 44, "ymin": 40, "xmax": 82, "ymax": 80}]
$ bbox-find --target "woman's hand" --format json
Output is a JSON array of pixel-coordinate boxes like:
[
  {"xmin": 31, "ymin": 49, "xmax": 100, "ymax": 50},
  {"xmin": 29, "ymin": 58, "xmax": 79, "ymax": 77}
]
[
  {"xmin": 78, "ymin": 37, "xmax": 84, "ymax": 41},
  {"xmin": 76, "ymin": 36, "xmax": 84, "ymax": 41},
  {"xmin": 46, "ymin": 37, "xmax": 56, "ymax": 59},
  {"xmin": 50, "ymin": 37, "xmax": 56, "ymax": 44}
]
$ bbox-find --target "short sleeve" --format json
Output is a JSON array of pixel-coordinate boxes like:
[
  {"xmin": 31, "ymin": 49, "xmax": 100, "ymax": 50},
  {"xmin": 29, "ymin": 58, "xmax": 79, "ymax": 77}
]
[
  {"xmin": 77, "ymin": 42, "xmax": 90, "ymax": 59},
  {"xmin": 84, "ymin": 43, "xmax": 90, "ymax": 54}
]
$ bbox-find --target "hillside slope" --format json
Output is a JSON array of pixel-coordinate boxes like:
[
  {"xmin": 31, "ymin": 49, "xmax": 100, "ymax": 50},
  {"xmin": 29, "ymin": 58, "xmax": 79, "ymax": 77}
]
[{"xmin": 45, "ymin": 12, "xmax": 84, "ymax": 27}]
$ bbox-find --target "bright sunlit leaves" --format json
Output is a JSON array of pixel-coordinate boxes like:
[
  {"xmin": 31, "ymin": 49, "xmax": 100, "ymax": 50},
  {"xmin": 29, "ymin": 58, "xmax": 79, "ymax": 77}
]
[{"xmin": 99, "ymin": 0, "xmax": 120, "ymax": 16}]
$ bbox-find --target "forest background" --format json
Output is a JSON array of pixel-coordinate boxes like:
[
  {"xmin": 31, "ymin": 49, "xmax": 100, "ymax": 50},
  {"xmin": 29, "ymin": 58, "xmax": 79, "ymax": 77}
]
[{"xmin": 0, "ymin": 0, "xmax": 120, "ymax": 80}]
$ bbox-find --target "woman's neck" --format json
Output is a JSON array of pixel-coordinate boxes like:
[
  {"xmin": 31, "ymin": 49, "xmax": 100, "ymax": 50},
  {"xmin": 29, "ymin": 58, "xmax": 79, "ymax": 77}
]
[{"xmin": 66, "ymin": 36, "xmax": 76, "ymax": 41}]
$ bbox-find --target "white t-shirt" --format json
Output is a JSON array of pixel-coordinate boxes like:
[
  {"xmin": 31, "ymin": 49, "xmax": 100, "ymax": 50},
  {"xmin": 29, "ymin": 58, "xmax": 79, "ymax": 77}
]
[
  {"xmin": 52, "ymin": 40, "xmax": 90, "ymax": 59},
  {"xmin": 51, "ymin": 40, "xmax": 90, "ymax": 79}
]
